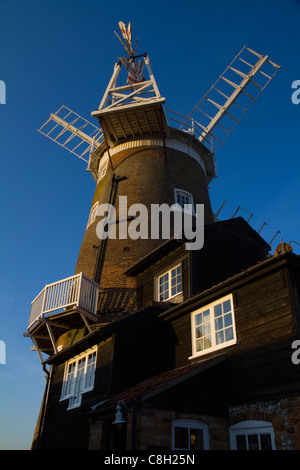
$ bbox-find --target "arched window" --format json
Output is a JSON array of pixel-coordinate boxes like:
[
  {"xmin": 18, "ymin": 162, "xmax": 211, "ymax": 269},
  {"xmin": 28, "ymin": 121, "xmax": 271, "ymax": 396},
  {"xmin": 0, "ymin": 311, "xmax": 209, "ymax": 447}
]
[
  {"xmin": 86, "ymin": 201, "xmax": 99, "ymax": 230},
  {"xmin": 229, "ymin": 420, "xmax": 276, "ymax": 450},
  {"xmin": 174, "ymin": 189, "xmax": 194, "ymax": 213},
  {"xmin": 172, "ymin": 419, "xmax": 209, "ymax": 450}
]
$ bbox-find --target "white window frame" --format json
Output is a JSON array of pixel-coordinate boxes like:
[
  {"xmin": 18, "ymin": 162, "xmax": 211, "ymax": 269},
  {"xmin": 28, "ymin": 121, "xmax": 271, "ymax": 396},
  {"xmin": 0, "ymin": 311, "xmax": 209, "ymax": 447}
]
[
  {"xmin": 174, "ymin": 188, "xmax": 194, "ymax": 215},
  {"xmin": 98, "ymin": 160, "xmax": 108, "ymax": 182},
  {"xmin": 229, "ymin": 420, "xmax": 276, "ymax": 450},
  {"xmin": 190, "ymin": 294, "xmax": 237, "ymax": 359},
  {"xmin": 172, "ymin": 419, "xmax": 209, "ymax": 450},
  {"xmin": 61, "ymin": 346, "xmax": 97, "ymax": 410},
  {"xmin": 86, "ymin": 201, "xmax": 99, "ymax": 230},
  {"xmin": 156, "ymin": 262, "xmax": 183, "ymax": 302}
]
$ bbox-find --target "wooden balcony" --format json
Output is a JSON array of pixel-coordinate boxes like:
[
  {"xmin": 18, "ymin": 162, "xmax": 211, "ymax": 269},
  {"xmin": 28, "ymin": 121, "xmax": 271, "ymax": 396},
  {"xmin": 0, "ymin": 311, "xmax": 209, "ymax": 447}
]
[{"xmin": 25, "ymin": 273, "xmax": 100, "ymax": 360}]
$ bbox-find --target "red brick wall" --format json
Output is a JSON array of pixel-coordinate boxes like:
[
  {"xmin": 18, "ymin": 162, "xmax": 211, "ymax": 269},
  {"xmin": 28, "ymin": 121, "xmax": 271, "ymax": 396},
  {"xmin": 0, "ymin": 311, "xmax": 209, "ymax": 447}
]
[
  {"xmin": 133, "ymin": 408, "xmax": 227, "ymax": 450},
  {"xmin": 75, "ymin": 143, "xmax": 213, "ymax": 289},
  {"xmin": 89, "ymin": 420, "xmax": 105, "ymax": 450},
  {"xmin": 89, "ymin": 396, "xmax": 300, "ymax": 450}
]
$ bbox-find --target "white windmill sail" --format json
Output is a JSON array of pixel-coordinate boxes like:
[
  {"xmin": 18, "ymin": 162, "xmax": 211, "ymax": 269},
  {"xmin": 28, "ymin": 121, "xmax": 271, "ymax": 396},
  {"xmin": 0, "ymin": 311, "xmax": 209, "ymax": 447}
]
[
  {"xmin": 38, "ymin": 105, "xmax": 104, "ymax": 162},
  {"xmin": 179, "ymin": 46, "xmax": 281, "ymax": 151}
]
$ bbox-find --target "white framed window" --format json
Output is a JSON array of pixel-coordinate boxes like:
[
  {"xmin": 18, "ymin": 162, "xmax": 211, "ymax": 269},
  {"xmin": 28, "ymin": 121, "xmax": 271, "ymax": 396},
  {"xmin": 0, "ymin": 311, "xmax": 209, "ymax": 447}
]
[
  {"xmin": 190, "ymin": 294, "xmax": 237, "ymax": 358},
  {"xmin": 61, "ymin": 346, "xmax": 97, "ymax": 409},
  {"xmin": 174, "ymin": 189, "xmax": 194, "ymax": 214},
  {"xmin": 156, "ymin": 263, "xmax": 182, "ymax": 301},
  {"xmin": 86, "ymin": 201, "xmax": 99, "ymax": 230},
  {"xmin": 98, "ymin": 161, "xmax": 108, "ymax": 182},
  {"xmin": 172, "ymin": 419, "xmax": 209, "ymax": 450},
  {"xmin": 229, "ymin": 420, "xmax": 276, "ymax": 450}
]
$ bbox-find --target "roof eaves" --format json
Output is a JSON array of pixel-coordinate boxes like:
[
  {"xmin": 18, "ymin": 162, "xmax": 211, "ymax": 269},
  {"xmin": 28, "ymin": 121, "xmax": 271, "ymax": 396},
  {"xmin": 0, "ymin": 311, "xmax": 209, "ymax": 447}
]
[
  {"xmin": 89, "ymin": 354, "xmax": 227, "ymax": 415},
  {"xmin": 159, "ymin": 250, "xmax": 299, "ymax": 322}
]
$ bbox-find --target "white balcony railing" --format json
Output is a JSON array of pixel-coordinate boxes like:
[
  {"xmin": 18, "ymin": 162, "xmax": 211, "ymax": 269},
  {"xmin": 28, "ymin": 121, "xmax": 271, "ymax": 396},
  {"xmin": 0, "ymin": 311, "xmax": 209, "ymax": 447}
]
[{"xmin": 28, "ymin": 273, "xmax": 100, "ymax": 330}]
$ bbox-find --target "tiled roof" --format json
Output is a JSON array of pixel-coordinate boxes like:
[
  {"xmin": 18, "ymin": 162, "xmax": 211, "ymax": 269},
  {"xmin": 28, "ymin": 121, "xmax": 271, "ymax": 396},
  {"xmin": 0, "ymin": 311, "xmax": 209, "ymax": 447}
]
[{"xmin": 90, "ymin": 354, "xmax": 226, "ymax": 413}]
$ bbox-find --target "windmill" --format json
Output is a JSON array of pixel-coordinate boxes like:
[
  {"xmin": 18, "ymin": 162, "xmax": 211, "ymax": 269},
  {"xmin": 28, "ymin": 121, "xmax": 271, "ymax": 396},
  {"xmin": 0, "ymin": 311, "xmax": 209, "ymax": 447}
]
[{"xmin": 27, "ymin": 22, "xmax": 281, "ymax": 361}]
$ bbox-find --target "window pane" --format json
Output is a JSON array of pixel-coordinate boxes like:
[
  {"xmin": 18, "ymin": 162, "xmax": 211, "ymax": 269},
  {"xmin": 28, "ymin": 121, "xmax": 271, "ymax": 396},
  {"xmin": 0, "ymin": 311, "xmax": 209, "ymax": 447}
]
[
  {"xmin": 214, "ymin": 303, "xmax": 222, "ymax": 317},
  {"xmin": 203, "ymin": 309, "xmax": 210, "ymax": 322},
  {"xmin": 203, "ymin": 336, "xmax": 212, "ymax": 349},
  {"xmin": 85, "ymin": 351, "xmax": 97, "ymax": 389},
  {"xmin": 216, "ymin": 330, "xmax": 224, "ymax": 345},
  {"xmin": 214, "ymin": 298, "xmax": 234, "ymax": 346},
  {"xmin": 260, "ymin": 433, "xmax": 272, "ymax": 450},
  {"xmin": 215, "ymin": 316, "xmax": 223, "ymax": 331},
  {"xmin": 170, "ymin": 265, "xmax": 182, "ymax": 297},
  {"xmin": 174, "ymin": 427, "xmax": 189, "ymax": 449},
  {"xmin": 195, "ymin": 308, "xmax": 211, "ymax": 351},
  {"xmin": 236, "ymin": 434, "xmax": 247, "ymax": 450},
  {"xmin": 65, "ymin": 362, "xmax": 75, "ymax": 396},
  {"xmin": 176, "ymin": 192, "xmax": 192, "ymax": 210},
  {"xmin": 225, "ymin": 327, "xmax": 233, "ymax": 341},
  {"xmin": 224, "ymin": 312, "xmax": 232, "ymax": 327},
  {"xmin": 223, "ymin": 299, "xmax": 232, "ymax": 313},
  {"xmin": 159, "ymin": 272, "xmax": 169, "ymax": 301},
  {"xmin": 248, "ymin": 434, "xmax": 259, "ymax": 450},
  {"xmin": 196, "ymin": 335, "xmax": 212, "ymax": 351},
  {"xmin": 190, "ymin": 429, "xmax": 204, "ymax": 450}
]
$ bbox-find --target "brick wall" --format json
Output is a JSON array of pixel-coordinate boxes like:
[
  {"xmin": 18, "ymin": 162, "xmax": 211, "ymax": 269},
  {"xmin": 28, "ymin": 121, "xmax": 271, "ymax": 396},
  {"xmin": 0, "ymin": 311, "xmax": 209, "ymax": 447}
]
[
  {"xmin": 75, "ymin": 143, "xmax": 213, "ymax": 290},
  {"xmin": 89, "ymin": 419, "xmax": 105, "ymax": 450},
  {"xmin": 133, "ymin": 408, "xmax": 228, "ymax": 450},
  {"xmin": 88, "ymin": 396, "xmax": 300, "ymax": 450},
  {"xmin": 228, "ymin": 396, "xmax": 300, "ymax": 450}
]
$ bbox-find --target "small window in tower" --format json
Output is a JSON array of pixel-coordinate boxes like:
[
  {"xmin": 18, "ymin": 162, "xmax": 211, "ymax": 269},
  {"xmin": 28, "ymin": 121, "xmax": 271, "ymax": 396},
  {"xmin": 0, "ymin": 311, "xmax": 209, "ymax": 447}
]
[
  {"xmin": 61, "ymin": 346, "xmax": 97, "ymax": 410},
  {"xmin": 98, "ymin": 161, "xmax": 108, "ymax": 182},
  {"xmin": 156, "ymin": 263, "xmax": 182, "ymax": 302},
  {"xmin": 174, "ymin": 189, "xmax": 194, "ymax": 214},
  {"xmin": 86, "ymin": 201, "xmax": 99, "ymax": 230}
]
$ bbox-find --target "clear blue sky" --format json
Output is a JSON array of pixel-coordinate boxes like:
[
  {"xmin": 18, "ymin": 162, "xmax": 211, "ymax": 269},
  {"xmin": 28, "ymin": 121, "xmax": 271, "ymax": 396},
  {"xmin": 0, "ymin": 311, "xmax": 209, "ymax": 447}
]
[{"xmin": 0, "ymin": 0, "xmax": 299, "ymax": 450}]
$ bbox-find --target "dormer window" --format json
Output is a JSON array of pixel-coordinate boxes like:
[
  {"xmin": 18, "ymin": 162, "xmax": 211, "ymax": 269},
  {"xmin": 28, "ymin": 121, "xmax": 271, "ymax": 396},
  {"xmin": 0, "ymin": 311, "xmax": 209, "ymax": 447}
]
[
  {"xmin": 190, "ymin": 294, "xmax": 237, "ymax": 358},
  {"xmin": 156, "ymin": 263, "xmax": 182, "ymax": 302}
]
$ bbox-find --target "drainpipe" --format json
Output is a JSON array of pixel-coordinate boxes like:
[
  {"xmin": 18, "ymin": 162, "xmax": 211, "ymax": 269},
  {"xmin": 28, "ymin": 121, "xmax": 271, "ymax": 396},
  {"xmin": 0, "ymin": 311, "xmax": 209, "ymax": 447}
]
[
  {"xmin": 94, "ymin": 173, "xmax": 116, "ymax": 284},
  {"xmin": 94, "ymin": 173, "xmax": 128, "ymax": 285},
  {"xmin": 35, "ymin": 364, "xmax": 52, "ymax": 450}
]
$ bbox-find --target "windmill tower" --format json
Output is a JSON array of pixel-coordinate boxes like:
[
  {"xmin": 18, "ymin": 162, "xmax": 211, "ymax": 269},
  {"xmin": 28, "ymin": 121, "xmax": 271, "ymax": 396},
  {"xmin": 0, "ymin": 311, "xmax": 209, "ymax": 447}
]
[{"xmin": 25, "ymin": 22, "xmax": 280, "ymax": 361}]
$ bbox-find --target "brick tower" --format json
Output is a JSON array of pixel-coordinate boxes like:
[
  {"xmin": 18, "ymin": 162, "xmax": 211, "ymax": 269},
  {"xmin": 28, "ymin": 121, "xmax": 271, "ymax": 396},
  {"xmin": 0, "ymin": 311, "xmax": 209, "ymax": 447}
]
[{"xmin": 74, "ymin": 25, "xmax": 217, "ymax": 319}]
